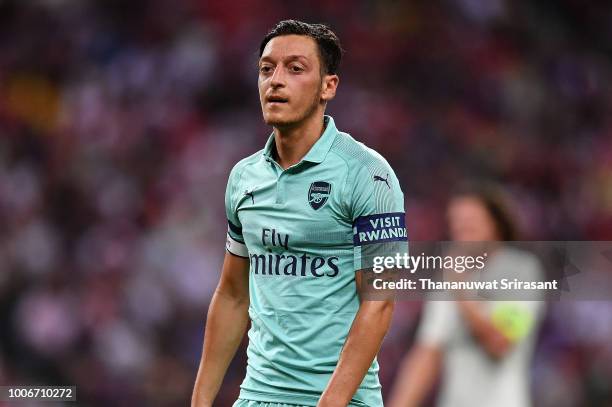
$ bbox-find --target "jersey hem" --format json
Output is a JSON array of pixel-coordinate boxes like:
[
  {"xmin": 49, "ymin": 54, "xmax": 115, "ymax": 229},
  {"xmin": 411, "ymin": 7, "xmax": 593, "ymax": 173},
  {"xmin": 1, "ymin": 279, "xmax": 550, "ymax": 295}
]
[
  {"xmin": 237, "ymin": 390, "xmax": 373, "ymax": 407},
  {"xmin": 238, "ymin": 389, "xmax": 319, "ymax": 406}
]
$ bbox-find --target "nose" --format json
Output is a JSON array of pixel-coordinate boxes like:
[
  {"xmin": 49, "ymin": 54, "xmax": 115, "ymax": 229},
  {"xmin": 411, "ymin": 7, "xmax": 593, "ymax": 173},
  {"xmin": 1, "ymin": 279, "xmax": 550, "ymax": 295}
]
[{"xmin": 270, "ymin": 65, "xmax": 286, "ymax": 88}]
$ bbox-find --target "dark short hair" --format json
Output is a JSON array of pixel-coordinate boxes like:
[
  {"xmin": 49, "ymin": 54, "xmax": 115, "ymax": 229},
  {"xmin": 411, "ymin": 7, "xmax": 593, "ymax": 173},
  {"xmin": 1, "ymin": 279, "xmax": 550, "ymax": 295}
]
[
  {"xmin": 259, "ymin": 19, "xmax": 343, "ymax": 75},
  {"xmin": 451, "ymin": 183, "xmax": 519, "ymax": 241}
]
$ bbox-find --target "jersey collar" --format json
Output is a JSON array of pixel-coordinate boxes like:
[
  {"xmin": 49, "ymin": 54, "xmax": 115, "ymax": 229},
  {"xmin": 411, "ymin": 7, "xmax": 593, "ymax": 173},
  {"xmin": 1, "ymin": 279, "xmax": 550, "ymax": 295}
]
[{"xmin": 263, "ymin": 115, "xmax": 338, "ymax": 164}]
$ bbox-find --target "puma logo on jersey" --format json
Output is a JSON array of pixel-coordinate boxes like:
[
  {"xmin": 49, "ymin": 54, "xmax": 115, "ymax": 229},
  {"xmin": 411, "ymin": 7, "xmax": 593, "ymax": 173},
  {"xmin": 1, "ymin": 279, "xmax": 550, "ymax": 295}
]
[
  {"xmin": 244, "ymin": 189, "xmax": 255, "ymax": 204},
  {"xmin": 373, "ymin": 173, "xmax": 390, "ymax": 189}
]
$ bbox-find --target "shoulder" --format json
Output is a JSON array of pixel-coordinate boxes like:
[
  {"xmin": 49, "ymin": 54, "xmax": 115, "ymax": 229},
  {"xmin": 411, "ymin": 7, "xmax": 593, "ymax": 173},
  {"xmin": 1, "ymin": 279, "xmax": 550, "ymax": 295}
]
[
  {"xmin": 495, "ymin": 247, "xmax": 545, "ymax": 280},
  {"xmin": 228, "ymin": 149, "xmax": 264, "ymax": 180},
  {"xmin": 330, "ymin": 131, "xmax": 396, "ymax": 177},
  {"xmin": 329, "ymin": 132, "xmax": 404, "ymax": 211},
  {"xmin": 498, "ymin": 247, "xmax": 539, "ymax": 266}
]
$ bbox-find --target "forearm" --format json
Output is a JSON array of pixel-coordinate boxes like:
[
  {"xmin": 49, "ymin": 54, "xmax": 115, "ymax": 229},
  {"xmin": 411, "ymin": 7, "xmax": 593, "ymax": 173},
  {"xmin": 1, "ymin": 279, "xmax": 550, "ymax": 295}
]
[
  {"xmin": 191, "ymin": 290, "xmax": 250, "ymax": 407},
  {"xmin": 458, "ymin": 301, "xmax": 510, "ymax": 359},
  {"xmin": 387, "ymin": 344, "xmax": 441, "ymax": 407},
  {"xmin": 318, "ymin": 301, "xmax": 394, "ymax": 407}
]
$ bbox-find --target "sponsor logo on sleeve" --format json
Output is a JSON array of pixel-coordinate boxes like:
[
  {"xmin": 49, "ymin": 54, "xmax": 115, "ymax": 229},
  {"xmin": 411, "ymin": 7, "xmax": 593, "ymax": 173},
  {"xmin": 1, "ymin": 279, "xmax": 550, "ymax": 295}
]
[{"xmin": 353, "ymin": 212, "xmax": 407, "ymax": 246}]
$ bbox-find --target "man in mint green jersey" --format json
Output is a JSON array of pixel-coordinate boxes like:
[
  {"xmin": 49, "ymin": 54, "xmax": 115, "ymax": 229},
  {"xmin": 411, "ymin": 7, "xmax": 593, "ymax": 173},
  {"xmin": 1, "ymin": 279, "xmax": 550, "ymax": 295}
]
[{"xmin": 191, "ymin": 20, "xmax": 407, "ymax": 407}]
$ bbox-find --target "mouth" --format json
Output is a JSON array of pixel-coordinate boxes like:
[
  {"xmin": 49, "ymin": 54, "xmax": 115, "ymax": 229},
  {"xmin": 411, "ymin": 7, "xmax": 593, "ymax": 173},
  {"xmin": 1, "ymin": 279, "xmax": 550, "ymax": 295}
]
[{"xmin": 266, "ymin": 95, "xmax": 289, "ymax": 105}]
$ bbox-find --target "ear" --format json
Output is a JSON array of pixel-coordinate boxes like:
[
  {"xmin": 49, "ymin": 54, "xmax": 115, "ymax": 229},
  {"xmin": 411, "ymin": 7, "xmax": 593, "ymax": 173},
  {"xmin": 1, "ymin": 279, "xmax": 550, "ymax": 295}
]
[{"xmin": 320, "ymin": 74, "xmax": 339, "ymax": 102}]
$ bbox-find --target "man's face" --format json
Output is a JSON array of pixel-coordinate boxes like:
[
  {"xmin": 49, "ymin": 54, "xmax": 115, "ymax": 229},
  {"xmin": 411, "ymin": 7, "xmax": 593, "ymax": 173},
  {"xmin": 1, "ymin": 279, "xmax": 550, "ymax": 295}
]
[{"xmin": 258, "ymin": 35, "xmax": 336, "ymax": 128}]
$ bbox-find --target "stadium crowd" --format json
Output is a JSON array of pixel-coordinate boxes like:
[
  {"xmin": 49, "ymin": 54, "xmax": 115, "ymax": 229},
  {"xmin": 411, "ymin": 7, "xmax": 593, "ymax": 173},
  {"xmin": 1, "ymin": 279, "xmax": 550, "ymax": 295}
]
[{"xmin": 0, "ymin": 0, "xmax": 611, "ymax": 405}]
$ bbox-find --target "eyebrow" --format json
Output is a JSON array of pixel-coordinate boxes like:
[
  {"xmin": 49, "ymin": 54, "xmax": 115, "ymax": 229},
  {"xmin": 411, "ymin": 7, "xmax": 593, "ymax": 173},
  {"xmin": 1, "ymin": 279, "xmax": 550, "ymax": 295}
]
[{"xmin": 259, "ymin": 55, "xmax": 310, "ymax": 64}]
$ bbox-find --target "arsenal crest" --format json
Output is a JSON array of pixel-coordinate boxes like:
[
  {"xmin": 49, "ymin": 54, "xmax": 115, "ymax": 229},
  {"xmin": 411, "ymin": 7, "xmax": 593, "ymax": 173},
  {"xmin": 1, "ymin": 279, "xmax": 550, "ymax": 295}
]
[{"xmin": 308, "ymin": 181, "xmax": 331, "ymax": 210}]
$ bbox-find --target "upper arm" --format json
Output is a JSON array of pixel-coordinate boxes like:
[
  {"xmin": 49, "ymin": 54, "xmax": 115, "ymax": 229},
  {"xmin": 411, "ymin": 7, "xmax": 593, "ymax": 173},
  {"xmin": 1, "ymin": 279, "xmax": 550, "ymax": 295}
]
[
  {"xmin": 349, "ymin": 158, "xmax": 408, "ymax": 273},
  {"xmin": 225, "ymin": 165, "xmax": 248, "ymax": 258},
  {"xmin": 219, "ymin": 165, "xmax": 250, "ymax": 302},
  {"xmin": 216, "ymin": 252, "xmax": 250, "ymax": 303}
]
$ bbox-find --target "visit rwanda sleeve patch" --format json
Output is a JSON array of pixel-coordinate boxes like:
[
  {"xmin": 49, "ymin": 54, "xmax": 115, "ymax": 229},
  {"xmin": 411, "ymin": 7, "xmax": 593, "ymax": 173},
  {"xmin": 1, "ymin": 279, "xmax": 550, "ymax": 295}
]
[{"xmin": 353, "ymin": 212, "xmax": 407, "ymax": 246}]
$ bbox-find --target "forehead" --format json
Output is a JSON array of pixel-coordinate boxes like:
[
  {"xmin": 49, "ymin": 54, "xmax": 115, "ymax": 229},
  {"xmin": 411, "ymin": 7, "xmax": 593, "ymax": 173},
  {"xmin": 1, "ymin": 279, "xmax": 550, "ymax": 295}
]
[
  {"xmin": 449, "ymin": 197, "xmax": 486, "ymax": 215},
  {"xmin": 260, "ymin": 35, "xmax": 319, "ymax": 62}
]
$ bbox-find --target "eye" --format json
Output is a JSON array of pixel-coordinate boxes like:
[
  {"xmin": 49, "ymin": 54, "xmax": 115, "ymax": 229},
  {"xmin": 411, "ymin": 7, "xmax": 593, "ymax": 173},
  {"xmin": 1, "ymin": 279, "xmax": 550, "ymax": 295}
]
[
  {"xmin": 260, "ymin": 65, "xmax": 273, "ymax": 74},
  {"xmin": 289, "ymin": 65, "xmax": 304, "ymax": 73}
]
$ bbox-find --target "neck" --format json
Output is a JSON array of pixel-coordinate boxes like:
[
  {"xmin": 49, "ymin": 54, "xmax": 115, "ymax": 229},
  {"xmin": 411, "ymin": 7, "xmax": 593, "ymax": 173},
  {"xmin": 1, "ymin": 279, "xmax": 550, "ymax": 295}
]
[{"xmin": 273, "ymin": 112, "xmax": 325, "ymax": 169}]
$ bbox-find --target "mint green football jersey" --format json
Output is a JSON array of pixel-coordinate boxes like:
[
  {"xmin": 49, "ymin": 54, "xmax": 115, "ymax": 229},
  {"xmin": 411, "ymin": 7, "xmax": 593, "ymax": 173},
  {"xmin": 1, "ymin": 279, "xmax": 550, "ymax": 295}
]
[{"xmin": 224, "ymin": 116, "xmax": 407, "ymax": 406}]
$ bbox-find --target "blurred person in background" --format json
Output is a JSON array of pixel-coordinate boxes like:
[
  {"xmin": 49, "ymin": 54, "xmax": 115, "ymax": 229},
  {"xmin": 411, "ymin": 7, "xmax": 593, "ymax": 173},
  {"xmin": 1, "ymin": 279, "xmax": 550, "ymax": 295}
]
[
  {"xmin": 191, "ymin": 20, "xmax": 406, "ymax": 407},
  {"xmin": 388, "ymin": 185, "xmax": 545, "ymax": 407}
]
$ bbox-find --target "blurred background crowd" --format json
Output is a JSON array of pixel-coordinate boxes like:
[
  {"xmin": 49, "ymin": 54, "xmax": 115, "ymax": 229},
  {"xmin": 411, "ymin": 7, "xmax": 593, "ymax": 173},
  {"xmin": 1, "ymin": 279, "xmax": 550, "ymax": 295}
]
[{"xmin": 0, "ymin": 0, "xmax": 611, "ymax": 405}]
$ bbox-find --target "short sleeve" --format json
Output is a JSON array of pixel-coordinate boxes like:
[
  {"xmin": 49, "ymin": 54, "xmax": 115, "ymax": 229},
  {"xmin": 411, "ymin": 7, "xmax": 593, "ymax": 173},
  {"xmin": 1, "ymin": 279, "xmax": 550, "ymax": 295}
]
[
  {"xmin": 350, "ymin": 161, "xmax": 408, "ymax": 271},
  {"xmin": 225, "ymin": 166, "xmax": 248, "ymax": 258}
]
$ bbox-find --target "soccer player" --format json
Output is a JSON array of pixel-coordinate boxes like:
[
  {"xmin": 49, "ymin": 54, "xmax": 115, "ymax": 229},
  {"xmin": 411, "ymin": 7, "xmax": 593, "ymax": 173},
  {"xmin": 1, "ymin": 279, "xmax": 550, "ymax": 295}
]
[
  {"xmin": 191, "ymin": 20, "xmax": 407, "ymax": 407},
  {"xmin": 387, "ymin": 186, "xmax": 544, "ymax": 407}
]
